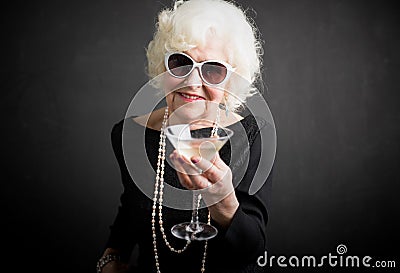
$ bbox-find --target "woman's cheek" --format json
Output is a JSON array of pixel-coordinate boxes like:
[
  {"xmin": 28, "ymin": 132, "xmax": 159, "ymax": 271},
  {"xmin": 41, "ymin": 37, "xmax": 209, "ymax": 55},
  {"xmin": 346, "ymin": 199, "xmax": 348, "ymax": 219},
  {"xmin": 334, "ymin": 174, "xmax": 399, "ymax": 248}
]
[
  {"xmin": 163, "ymin": 74, "xmax": 184, "ymax": 94},
  {"xmin": 206, "ymin": 87, "xmax": 225, "ymax": 103}
]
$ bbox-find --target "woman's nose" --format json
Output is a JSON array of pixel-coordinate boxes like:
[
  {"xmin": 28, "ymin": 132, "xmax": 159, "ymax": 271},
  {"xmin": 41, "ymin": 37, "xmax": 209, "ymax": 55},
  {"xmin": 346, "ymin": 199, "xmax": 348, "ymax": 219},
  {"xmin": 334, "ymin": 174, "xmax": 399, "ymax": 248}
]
[{"xmin": 185, "ymin": 67, "xmax": 203, "ymax": 88}]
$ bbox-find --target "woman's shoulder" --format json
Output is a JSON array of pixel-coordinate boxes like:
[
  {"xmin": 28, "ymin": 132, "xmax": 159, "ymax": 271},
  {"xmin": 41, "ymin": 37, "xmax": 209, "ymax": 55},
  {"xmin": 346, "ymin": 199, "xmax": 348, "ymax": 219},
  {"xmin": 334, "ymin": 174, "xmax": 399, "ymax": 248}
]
[
  {"xmin": 110, "ymin": 115, "xmax": 147, "ymax": 146},
  {"xmin": 112, "ymin": 111, "xmax": 162, "ymax": 136},
  {"xmin": 132, "ymin": 108, "xmax": 165, "ymax": 131},
  {"xmin": 233, "ymin": 113, "xmax": 268, "ymax": 143}
]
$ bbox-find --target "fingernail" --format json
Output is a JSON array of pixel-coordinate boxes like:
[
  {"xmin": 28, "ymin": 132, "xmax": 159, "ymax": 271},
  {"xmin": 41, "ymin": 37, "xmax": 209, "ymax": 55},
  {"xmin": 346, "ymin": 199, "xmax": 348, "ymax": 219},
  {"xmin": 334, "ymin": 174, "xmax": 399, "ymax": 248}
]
[{"xmin": 191, "ymin": 156, "xmax": 200, "ymax": 164}]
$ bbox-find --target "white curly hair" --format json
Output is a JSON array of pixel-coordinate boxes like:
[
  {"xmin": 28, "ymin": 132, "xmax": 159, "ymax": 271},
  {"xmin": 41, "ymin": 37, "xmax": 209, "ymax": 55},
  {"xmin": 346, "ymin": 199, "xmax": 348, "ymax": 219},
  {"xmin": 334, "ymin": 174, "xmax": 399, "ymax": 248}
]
[{"xmin": 146, "ymin": 0, "xmax": 264, "ymax": 111}]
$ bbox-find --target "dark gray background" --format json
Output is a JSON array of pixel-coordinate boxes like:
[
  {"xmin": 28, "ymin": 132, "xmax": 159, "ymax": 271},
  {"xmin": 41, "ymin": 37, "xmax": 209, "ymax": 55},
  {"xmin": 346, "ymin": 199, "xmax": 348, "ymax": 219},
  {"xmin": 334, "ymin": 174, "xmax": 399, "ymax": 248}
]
[{"xmin": 2, "ymin": 0, "xmax": 399, "ymax": 272}]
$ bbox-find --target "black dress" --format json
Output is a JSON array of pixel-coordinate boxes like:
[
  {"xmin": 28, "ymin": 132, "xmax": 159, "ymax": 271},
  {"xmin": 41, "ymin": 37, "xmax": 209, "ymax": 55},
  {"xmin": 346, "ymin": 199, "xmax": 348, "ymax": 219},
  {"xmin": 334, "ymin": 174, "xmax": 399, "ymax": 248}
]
[{"xmin": 104, "ymin": 113, "xmax": 273, "ymax": 273}]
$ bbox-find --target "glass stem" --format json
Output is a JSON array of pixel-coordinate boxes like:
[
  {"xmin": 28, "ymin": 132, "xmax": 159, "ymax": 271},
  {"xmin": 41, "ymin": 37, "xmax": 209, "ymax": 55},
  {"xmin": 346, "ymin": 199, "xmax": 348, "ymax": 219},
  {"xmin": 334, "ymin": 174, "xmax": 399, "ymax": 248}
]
[{"xmin": 189, "ymin": 192, "xmax": 201, "ymax": 232}]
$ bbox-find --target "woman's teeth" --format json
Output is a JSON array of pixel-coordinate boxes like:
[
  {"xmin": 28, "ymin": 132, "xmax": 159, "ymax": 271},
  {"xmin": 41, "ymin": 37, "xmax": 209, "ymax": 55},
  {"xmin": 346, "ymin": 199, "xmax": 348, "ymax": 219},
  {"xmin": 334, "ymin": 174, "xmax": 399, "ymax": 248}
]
[{"xmin": 180, "ymin": 93, "xmax": 202, "ymax": 100}]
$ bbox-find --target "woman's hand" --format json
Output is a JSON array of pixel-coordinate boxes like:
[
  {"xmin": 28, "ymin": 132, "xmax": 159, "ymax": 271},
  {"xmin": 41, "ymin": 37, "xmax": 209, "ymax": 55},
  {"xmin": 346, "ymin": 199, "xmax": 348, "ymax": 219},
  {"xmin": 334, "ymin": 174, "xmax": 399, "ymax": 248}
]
[
  {"xmin": 101, "ymin": 261, "xmax": 129, "ymax": 273},
  {"xmin": 99, "ymin": 248, "xmax": 129, "ymax": 273},
  {"xmin": 170, "ymin": 150, "xmax": 239, "ymax": 228}
]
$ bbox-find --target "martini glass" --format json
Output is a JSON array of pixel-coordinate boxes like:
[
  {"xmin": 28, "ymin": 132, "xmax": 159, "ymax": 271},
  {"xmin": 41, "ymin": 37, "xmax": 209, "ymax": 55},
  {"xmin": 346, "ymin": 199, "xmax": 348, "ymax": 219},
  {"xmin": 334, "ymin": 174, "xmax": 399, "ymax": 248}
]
[{"xmin": 165, "ymin": 120, "xmax": 233, "ymax": 241}]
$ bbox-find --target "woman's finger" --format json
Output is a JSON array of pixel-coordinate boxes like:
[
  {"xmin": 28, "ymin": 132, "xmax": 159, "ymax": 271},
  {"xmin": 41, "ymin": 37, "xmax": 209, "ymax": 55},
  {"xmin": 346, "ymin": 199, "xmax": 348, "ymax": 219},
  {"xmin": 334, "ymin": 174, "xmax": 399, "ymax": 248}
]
[
  {"xmin": 170, "ymin": 152, "xmax": 194, "ymax": 189},
  {"xmin": 209, "ymin": 152, "xmax": 228, "ymax": 170},
  {"xmin": 171, "ymin": 151, "xmax": 210, "ymax": 189},
  {"xmin": 190, "ymin": 155, "xmax": 223, "ymax": 184}
]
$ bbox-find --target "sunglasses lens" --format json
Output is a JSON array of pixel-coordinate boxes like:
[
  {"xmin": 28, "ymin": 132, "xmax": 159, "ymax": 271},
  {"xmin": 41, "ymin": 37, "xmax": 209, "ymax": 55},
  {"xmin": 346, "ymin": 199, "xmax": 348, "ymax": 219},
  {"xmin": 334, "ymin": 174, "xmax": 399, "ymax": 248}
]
[
  {"xmin": 202, "ymin": 62, "xmax": 228, "ymax": 84},
  {"xmin": 167, "ymin": 53, "xmax": 193, "ymax": 77}
]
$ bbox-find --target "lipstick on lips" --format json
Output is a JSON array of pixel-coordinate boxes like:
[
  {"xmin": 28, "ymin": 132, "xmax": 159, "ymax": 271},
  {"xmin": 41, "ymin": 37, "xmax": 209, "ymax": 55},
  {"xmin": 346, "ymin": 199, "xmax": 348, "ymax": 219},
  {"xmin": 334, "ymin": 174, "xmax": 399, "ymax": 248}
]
[{"xmin": 177, "ymin": 92, "xmax": 206, "ymax": 102}]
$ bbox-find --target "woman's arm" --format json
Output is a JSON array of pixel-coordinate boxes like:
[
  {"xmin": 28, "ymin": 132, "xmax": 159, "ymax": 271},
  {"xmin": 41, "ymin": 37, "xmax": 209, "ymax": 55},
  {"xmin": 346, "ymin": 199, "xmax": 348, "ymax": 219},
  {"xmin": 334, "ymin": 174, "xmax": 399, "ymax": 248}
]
[
  {"xmin": 97, "ymin": 248, "xmax": 129, "ymax": 273},
  {"xmin": 211, "ymin": 127, "xmax": 273, "ymax": 264},
  {"xmin": 98, "ymin": 121, "xmax": 139, "ymax": 272}
]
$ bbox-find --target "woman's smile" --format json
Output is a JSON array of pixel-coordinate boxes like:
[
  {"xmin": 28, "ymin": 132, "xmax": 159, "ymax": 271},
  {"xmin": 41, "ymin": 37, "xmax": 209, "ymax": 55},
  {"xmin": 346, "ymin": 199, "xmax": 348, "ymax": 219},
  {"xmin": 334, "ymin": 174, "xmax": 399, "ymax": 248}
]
[{"xmin": 177, "ymin": 91, "xmax": 206, "ymax": 102}]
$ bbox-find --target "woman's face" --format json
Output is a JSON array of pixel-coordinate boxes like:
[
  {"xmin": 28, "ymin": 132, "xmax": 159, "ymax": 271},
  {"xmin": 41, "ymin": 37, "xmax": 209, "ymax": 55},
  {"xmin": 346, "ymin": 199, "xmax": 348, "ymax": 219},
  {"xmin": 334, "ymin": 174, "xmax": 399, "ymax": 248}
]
[{"xmin": 163, "ymin": 38, "xmax": 229, "ymax": 123}]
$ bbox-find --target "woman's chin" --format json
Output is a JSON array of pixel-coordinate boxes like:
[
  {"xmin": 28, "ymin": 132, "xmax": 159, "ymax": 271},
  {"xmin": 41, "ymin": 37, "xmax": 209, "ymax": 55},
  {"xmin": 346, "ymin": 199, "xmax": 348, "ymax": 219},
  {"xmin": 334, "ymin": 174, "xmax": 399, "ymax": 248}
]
[{"xmin": 170, "ymin": 102, "xmax": 217, "ymax": 123}]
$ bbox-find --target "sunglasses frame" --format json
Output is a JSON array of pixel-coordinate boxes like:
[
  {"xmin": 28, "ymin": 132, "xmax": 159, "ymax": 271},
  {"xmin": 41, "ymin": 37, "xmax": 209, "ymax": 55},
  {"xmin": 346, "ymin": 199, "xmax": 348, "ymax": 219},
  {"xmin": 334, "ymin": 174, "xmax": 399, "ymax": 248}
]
[{"xmin": 164, "ymin": 52, "xmax": 235, "ymax": 86}]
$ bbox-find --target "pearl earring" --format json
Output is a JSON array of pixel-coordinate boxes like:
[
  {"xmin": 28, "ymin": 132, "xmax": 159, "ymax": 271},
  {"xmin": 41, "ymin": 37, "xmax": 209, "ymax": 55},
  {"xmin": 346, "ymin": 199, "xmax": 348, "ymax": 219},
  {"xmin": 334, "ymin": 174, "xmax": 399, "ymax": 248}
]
[{"xmin": 223, "ymin": 95, "xmax": 229, "ymax": 117}]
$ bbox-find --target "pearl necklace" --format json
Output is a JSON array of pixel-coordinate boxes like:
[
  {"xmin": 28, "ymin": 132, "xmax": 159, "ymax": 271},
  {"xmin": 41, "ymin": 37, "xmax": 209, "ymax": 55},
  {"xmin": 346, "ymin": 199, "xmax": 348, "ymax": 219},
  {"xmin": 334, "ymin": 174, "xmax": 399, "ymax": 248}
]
[{"xmin": 152, "ymin": 106, "xmax": 220, "ymax": 273}]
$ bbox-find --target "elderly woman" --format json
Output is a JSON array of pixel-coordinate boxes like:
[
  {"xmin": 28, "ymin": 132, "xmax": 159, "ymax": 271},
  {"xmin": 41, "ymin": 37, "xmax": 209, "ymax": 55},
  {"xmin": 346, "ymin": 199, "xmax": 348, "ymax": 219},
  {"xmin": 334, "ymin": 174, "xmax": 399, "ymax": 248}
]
[{"xmin": 97, "ymin": 0, "xmax": 273, "ymax": 272}]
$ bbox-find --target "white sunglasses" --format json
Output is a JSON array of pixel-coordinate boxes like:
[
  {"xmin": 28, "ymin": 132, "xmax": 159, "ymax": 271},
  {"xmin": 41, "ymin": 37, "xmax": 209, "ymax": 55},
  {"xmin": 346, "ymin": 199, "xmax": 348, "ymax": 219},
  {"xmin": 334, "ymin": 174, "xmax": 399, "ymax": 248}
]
[{"xmin": 164, "ymin": 52, "xmax": 235, "ymax": 85}]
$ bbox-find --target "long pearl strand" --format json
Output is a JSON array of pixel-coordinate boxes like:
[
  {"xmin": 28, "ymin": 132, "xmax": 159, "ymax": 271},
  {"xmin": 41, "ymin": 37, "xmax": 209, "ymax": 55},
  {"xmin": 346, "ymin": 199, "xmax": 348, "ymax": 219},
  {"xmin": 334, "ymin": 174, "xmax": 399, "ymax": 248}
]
[{"xmin": 151, "ymin": 107, "xmax": 213, "ymax": 273}]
